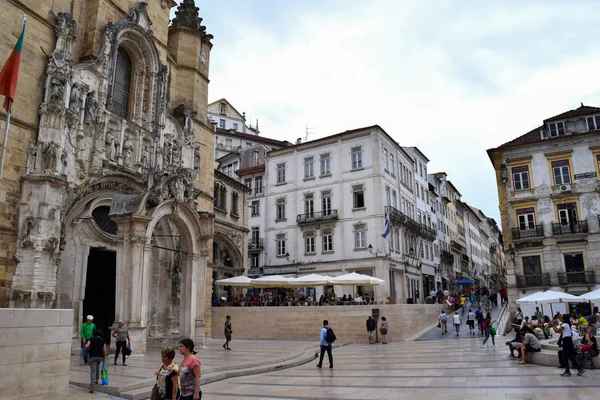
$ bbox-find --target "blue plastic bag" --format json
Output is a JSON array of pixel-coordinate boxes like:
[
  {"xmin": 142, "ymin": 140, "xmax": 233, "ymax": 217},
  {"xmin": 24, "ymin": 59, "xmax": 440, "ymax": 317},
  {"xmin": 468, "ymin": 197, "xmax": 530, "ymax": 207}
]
[{"xmin": 101, "ymin": 362, "xmax": 109, "ymax": 386}]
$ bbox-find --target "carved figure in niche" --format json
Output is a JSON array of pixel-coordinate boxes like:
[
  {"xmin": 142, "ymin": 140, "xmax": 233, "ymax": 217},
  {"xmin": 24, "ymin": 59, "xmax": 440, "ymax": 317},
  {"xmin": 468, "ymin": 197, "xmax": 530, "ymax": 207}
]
[
  {"xmin": 105, "ymin": 129, "xmax": 117, "ymax": 161},
  {"xmin": 26, "ymin": 141, "xmax": 38, "ymax": 174},
  {"xmin": 141, "ymin": 144, "xmax": 150, "ymax": 168},
  {"xmin": 172, "ymin": 142, "xmax": 181, "ymax": 167},
  {"xmin": 21, "ymin": 216, "xmax": 36, "ymax": 242},
  {"xmin": 123, "ymin": 135, "xmax": 134, "ymax": 167},
  {"xmin": 169, "ymin": 176, "xmax": 185, "ymax": 202},
  {"xmin": 163, "ymin": 141, "xmax": 172, "ymax": 166},
  {"xmin": 41, "ymin": 142, "xmax": 58, "ymax": 172},
  {"xmin": 49, "ymin": 77, "xmax": 65, "ymax": 104},
  {"xmin": 54, "ymin": 12, "xmax": 77, "ymax": 55},
  {"xmin": 194, "ymin": 148, "xmax": 200, "ymax": 170},
  {"xmin": 84, "ymin": 91, "xmax": 98, "ymax": 125},
  {"xmin": 69, "ymin": 82, "xmax": 82, "ymax": 113}
]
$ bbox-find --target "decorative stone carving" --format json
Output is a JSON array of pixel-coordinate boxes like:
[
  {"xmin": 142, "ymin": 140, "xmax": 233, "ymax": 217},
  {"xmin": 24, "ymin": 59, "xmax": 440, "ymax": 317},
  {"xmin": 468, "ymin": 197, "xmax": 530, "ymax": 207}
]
[
  {"xmin": 26, "ymin": 141, "xmax": 38, "ymax": 174},
  {"xmin": 194, "ymin": 147, "xmax": 200, "ymax": 171},
  {"xmin": 105, "ymin": 129, "xmax": 118, "ymax": 161},
  {"xmin": 54, "ymin": 12, "xmax": 77, "ymax": 55},
  {"xmin": 127, "ymin": 2, "xmax": 153, "ymax": 31},
  {"xmin": 141, "ymin": 144, "xmax": 150, "ymax": 169},
  {"xmin": 69, "ymin": 82, "xmax": 83, "ymax": 112},
  {"xmin": 162, "ymin": 141, "xmax": 172, "ymax": 166},
  {"xmin": 84, "ymin": 91, "xmax": 97, "ymax": 125},
  {"xmin": 41, "ymin": 142, "xmax": 59, "ymax": 172},
  {"xmin": 50, "ymin": 77, "xmax": 66, "ymax": 104},
  {"xmin": 21, "ymin": 217, "xmax": 36, "ymax": 243},
  {"xmin": 123, "ymin": 135, "xmax": 134, "ymax": 167},
  {"xmin": 171, "ymin": 0, "xmax": 213, "ymax": 40}
]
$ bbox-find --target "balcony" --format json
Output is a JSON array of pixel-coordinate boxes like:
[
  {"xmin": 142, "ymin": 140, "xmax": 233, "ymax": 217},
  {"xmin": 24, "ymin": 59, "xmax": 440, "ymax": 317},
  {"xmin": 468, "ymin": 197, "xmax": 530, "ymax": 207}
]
[
  {"xmin": 557, "ymin": 271, "xmax": 596, "ymax": 285},
  {"xmin": 516, "ymin": 273, "xmax": 550, "ymax": 288},
  {"xmin": 384, "ymin": 205, "xmax": 434, "ymax": 239},
  {"xmin": 441, "ymin": 250, "xmax": 454, "ymax": 265},
  {"xmin": 248, "ymin": 186, "xmax": 264, "ymax": 198},
  {"xmin": 296, "ymin": 210, "xmax": 338, "ymax": 225},
  {"xmin": 551, "ymin": 220, "xmax": 588, "ymax": 235},
  {"xmin": 451, "ymin": 240, "xmax": 463, "ymax": 252},
  {"xmin": 512, "ymin": 225, "xmax": 544, "ymax": 240},
  {"xmin": 248, "ymin": 238, "xmax": 264, "ymax": 250}
]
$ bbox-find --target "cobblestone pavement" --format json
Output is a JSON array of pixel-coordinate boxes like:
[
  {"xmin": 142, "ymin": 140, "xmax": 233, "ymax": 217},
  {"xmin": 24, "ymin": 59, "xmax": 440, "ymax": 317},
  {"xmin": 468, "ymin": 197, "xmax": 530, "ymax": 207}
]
[{"xmin": 201, "ymin": 338, "xmax": 599, "ymax": 400}]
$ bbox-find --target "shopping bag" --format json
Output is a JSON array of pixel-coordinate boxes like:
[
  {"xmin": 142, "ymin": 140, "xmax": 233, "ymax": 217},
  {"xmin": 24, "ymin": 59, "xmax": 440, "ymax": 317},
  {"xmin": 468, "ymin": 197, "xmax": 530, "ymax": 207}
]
[
  {"xmin": 101, "ymin": 362, "xmax": 109, "ymax": 386},
  {"xmin": 124, "ymin": 344, "xmax": 132, "ymax": 356}
]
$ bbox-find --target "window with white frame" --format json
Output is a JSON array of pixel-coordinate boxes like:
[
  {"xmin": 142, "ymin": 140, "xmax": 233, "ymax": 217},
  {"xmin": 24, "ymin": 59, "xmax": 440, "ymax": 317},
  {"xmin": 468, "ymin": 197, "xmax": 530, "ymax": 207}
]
[
  {"xmin": 392, "ymin": 190, "xmax": 397, "ymax": 209},
  {"xmin": 383, "ymin": 148, "xmax": 389, "ymax": 170},
  {"xmin": 390, "ymin": 154, "xmax": 395, "ymax": 175},
  {"xmin": 250, "ymin": 200, "xmax": 259, "ymax": 216},
  {"xmin": 549, "ymin": 121, "xmax": 565, "ymax": 137},
  {"xmin": 244, "ymin": 178, "xmax": 252, "ymax": 190},
  {"xmin": 351, "ymin": 146, "xmax": 362, "ymax": 169},
  {"xmin": 353, "ymin": 184, "xmax": 365, "ymax": 208},
  {"xmin": 276, "ymin": 234, "xmax": 286, "ymax": 256},
  {"xmin": 305, "ymin": 231, "xmax": 315, "ymax": 254},
  {"xmin": 394, "ymin": 228, "xmax": 400, "ymax": 252},
  {"xmin": 304, "ymin": 156, "xmax": 314, "ymax": 179},
  {"xmin": 251, "ymin": 227, "xmax": 260, "ymax": 245},
  {"xmin": 233, "ymin": 122, "xmax": 239, "ymax": 131},
  {"xmin": 320, "ymin": 153, "xmax": 331, "ymax": 176},
  {"xmin": 386, "ymin": 186, "xmax": 391, "ymax": 206},
  {"xmin": 304, "ymin": 193, "xmax": 314, "ymax": 216},
  {"xmin": 276, "ymin": 198, "xmax": 286, "ymax": 220},
  {"xmin": 354, "ymin": 224, "xmax": 367, "ymax": 249},
  {"xmin": 587, "ymin": 116, "xmax": 600, "ymax": 131},
  {"xmin": 322, "ymin": 229, "xmax": 333, "ymax": 252},
  {"xmin": 512, "ymin": 165, "xmax": 530, "ymax": 190},
  {"xmin": 219, "ymin": 119, "xmax": 225, "ymax": 128},
  {"xmin": 552, "ymin": 160, "xmax": 571, "ymax": 185},
  {"xmin": 250, "ymin": 252, "xmax": 259, "ymax": 270},
  {"xmin": 322, "ymin": 191, "xmax": 332, "ymax": 215},
  {"xmin": 389, "ymin": 230, "xmax": 394, "ymax": 251},
  {"xmin": 516, "ymin": 208, "xmax": 535, "ymax": 230},
  {"xmin": 276, "ymin": 163, "xmax": 286, "ymax": 184},
  {"xmin": 255, "ymin": 176, "xmax": 263, "ymax": 195}
]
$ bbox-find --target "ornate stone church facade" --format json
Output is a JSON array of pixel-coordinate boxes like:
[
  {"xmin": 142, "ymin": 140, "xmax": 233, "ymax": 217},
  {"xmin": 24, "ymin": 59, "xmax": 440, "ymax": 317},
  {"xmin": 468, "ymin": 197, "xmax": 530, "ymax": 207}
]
[{"xmin": 0, "ymin": 0, "xmax": 216, "ymax": 352}]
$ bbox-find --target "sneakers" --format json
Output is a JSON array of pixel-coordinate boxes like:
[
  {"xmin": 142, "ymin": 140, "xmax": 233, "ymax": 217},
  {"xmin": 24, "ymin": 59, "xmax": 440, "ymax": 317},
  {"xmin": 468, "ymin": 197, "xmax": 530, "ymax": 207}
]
[
  {"xmin": 316, "ymin": 364, "xmax": 322, "ymax": 368},
  {"xmin": 223, "ymin": 345, "xmax": 227, "ymax": 350},
  {"xmin": 560, "ymin": 371, "xmax": 572, "ymax": 377},
  {"xmin": 226, "ymin": 348, "xmax": 232, "ymax": 351},
  {"xmin": 577, "ymin": 369, "xmax": 586, "ymax": 376},
  {"xmin": 123, "ymin": 363, "xmax": 127, "ymax": 366},
  {"xmin": 481, "ymin": 344, "xmax": 487, "ymax": 348},
  {"xmin": 507, "ymin": 355, "xmax": 517, "ymax": 359}
]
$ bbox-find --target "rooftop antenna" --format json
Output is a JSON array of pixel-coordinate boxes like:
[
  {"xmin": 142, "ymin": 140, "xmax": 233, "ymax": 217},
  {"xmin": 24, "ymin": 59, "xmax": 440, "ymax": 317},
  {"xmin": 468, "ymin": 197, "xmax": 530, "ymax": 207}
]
[{"xmin": 305, "ymin": 124, "xmax": 316, "ymax": 142}]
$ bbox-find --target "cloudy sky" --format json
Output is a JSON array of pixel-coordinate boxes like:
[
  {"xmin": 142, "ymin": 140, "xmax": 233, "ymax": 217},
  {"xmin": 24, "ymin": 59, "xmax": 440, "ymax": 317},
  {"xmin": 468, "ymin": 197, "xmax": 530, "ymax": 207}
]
[{"xmin": 180, "ymin": 0, "xmax": 600, "ymax": 222}]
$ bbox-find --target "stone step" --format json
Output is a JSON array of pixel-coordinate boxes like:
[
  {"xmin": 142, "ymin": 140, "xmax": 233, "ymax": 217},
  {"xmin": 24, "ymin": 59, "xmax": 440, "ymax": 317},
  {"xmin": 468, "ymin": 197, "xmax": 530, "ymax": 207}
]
[{"xmin": 117, "ymin": 346, "xmax": 325, "ymax": 400}]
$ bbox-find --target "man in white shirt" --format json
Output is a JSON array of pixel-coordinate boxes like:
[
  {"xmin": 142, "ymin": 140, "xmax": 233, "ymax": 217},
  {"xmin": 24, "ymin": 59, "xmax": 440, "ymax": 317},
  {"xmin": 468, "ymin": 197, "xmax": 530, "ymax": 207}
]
[
  {"xmin": 453, "ymin": 312, "xmax": 462, "ymax": 336},
  {"xmin": 439, "ymin": 310, "xmax": 448, "ymax": 335}
]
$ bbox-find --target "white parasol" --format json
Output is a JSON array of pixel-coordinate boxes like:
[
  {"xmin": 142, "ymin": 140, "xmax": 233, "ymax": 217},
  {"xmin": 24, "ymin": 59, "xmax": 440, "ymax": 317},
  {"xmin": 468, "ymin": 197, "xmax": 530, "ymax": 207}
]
[{"xmin": 214, "ymin": 276, "xmax": 253, "ymax": 287}]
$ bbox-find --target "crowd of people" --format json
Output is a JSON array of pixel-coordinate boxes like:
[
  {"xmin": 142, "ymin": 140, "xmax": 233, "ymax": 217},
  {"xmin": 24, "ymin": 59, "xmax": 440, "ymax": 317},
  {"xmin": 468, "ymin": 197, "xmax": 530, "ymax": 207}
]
[
  {"xmin": 223, "ymin": 290, "xmax": 377, "ymax": 307},
  {"xmin": 505, "ymin": 307, "xmax": 599, "ymax": 376}
]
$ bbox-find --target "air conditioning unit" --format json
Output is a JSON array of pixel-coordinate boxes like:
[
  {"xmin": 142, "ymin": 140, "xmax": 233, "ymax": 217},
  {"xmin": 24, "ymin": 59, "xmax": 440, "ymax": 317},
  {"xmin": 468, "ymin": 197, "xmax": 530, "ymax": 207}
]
[{"xmin": 560, "ymin": 184, "xmax": 571, "ymax": 193}]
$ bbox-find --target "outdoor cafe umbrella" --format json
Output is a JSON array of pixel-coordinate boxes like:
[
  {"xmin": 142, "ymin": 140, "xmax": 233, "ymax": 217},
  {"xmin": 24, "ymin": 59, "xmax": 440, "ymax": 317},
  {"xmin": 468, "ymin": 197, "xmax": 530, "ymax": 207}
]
[
  {"xmin": 452, "ymin": 278, "xmax": 476, "ymax": 286},
  {"xmin": 328, "ymin": 272, "xmax": 385, "ymax": 286},
  {"xmin": 287, "ymin": 273, "xmax": 331, "ymax": 286},
  {"xmin": 579, "ymin": 288, "xmax": 600, "ymax": 302},
  {"xmin": 250, "ymin": 275, "xmax": 294, "ymax": 288},
  {"xmin": 517, "ymin": 290, "xmax": 580, "ymax": 316},
  {"xmin": 214, "ymin": 275, "xmax": 254, "ymax": 287}
]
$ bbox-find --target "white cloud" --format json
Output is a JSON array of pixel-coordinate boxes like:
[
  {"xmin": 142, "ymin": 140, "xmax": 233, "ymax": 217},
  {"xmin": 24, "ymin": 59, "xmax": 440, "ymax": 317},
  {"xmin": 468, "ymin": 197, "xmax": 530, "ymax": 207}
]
[{"xmin": 194, "ymin": 0, "xmax": 600, "ymax": 221}]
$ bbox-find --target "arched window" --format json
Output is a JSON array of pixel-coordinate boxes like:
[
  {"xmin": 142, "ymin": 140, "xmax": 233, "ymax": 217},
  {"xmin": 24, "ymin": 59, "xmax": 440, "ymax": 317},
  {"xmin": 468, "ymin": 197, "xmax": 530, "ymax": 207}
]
[{"xmin": 112, "ymin": 48, "xmax": 132, "ymax": 117}]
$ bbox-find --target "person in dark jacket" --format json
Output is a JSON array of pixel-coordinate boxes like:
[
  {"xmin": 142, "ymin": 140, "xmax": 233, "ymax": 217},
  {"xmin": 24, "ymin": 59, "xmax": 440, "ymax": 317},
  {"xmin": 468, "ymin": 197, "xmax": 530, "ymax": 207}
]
[
  {"xmin": 85, "ymin": 329, "xmax": 106, "ymax": 393},
  {"xmin": 366, "ymin": 316, "xmax": 377, "ymax": 344}
]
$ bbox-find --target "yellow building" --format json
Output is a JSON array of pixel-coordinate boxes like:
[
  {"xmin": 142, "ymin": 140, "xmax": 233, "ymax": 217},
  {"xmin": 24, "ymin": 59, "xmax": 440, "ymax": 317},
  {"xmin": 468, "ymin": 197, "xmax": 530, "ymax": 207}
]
[{"xmin": 0, "ymin": 0, "xmax": 216, "ymax": 352}]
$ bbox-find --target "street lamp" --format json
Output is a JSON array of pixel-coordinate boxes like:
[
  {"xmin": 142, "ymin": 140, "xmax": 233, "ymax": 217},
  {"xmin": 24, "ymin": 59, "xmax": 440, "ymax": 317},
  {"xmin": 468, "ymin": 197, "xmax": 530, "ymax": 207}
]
[{"xmin": 509, "ymin": 246, "xmax": 516, "ymax": 264}]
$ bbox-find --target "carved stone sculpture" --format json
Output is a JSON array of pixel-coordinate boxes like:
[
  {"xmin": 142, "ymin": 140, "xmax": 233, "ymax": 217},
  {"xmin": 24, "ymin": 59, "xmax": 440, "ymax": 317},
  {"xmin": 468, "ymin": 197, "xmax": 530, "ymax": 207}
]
[
  {"xmin": 69, "ymin": 82, "xmax": 82, "ymax": 112},
  {"xmin": 84, "ymin": 91, "xmax": 98, "ymax": 125},
  {"xmin": 123, "ymin": 135, "xmax": 134, "ymax": 167},
  {"xmin": 163, "ymin": 141, "xmax": 172, "ymax": 166},
  {"xmin": 105, "ymin": 129, "xmax": 117, "ymax": 161},
  {"xmin": 54, "ymin": 12, "xmax": 77, "ymax": 55},
  {"xmin": 41, "ymin": 142, "xmax": 58, "ymax": 172},
  {"xmin": 26, "ymin": 141, "xmax": 37, "ymax": 174},
  {"xmin": 194, "ymin": 148, "xmax": 200, "ymax": 170},
  {"xmin": 141, "ymin": 144, "xmax": 150, "ymax": 169},
  {"xmin": 49, "ymin": 77, "xmax": 65, "ymax": 104},
  {"xmin": 21, "ymin": 216, "xmax": 36, "ymax": 243}
]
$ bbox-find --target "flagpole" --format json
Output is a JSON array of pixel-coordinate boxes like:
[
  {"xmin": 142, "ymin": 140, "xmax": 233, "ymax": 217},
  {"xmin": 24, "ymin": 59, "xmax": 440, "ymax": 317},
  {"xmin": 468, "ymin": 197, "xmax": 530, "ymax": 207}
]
[{"xmin": 0, "ymin": 99, "xmax": 11, "ymax": 182}]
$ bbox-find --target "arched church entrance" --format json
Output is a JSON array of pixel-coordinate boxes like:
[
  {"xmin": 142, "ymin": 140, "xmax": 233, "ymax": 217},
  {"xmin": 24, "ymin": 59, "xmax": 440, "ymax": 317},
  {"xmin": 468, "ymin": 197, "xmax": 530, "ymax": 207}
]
[{"xmin": 212, "ymin": 232, "xmax": 244, "ymax": 303}]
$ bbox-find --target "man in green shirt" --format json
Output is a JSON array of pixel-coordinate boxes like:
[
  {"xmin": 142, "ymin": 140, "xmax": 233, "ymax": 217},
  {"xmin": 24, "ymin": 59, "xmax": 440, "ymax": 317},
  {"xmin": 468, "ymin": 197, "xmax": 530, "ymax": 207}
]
[{"xmin": 81, "ymin": 315, "xmax": 96, "ymax": 364}]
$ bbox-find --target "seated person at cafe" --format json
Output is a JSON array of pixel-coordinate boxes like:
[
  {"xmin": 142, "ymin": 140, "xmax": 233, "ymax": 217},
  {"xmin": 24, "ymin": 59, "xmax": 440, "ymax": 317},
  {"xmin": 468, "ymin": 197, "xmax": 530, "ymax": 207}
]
[
  {"xmin": 519, "ymin": 331, "xmax": 542, "ymax": 365},
  {"xmin": 342, "ymin": 295, "xmax": 348, "ymax": 302},
  {"xmin": 354, "ymin": 295, "xmax": 363, "ymax": 304},
  {"xmin": 364, "ymin": 294, "xmax": 371, "ymax": 305},
  {"xmin": 233, "ymin": 296, "xmax": 239, "ymax": 306}
]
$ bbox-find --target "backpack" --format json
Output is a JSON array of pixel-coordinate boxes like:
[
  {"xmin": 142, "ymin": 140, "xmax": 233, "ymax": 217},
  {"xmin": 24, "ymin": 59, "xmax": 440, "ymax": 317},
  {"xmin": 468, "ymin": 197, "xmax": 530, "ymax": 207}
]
[
  {"xmin": 367, "ymin": 319, "xmax": 376, "ymax": 331},
  {"xmin": 325, "ymin": 327, "xmax": 336, "ymax": 344}
]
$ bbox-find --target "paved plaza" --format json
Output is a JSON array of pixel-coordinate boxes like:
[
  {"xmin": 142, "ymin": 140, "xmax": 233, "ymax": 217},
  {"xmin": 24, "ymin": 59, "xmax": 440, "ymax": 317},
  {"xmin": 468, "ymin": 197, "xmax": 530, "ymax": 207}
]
[{"xmin": 63, "ymin": 328, "xmax": 599, "ymax": 400}]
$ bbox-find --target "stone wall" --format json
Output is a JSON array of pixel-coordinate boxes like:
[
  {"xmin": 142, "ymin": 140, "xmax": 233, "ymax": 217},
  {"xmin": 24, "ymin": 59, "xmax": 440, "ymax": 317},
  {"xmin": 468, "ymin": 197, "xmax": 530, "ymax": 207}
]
[
  {"xmin": 211, "ymin": 304, "xmax": 441, "ymax": 342},
  {"xmin": 0, "ymin": 308, "xmax": 72, "ymax": 398}
]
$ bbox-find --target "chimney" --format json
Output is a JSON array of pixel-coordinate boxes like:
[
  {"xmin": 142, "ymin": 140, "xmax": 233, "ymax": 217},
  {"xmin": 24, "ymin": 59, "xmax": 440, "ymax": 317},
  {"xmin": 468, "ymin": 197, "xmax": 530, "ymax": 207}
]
[{"xmin": 296, "ymin": 138, "xmax": 302, "ymax": 145}]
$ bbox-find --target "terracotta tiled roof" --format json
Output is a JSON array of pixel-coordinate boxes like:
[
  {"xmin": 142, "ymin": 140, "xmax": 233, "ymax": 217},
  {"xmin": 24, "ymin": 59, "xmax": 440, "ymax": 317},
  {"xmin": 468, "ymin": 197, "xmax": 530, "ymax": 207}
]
[
  {"xmin": 494, "ymin": 125, "xmax": 543, "ymax": 149},
  {"xmin": 544, "ymin": 104, "xmax": 600, "ymax": 123}
]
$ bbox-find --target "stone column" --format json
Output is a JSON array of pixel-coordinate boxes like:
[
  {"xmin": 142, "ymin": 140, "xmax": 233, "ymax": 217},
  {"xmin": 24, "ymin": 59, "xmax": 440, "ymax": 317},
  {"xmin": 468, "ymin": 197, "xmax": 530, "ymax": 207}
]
[
  {"xmin": 194, "ymin": 252, "xmax": 207, "ymax": 348},
  {"xmin": 179, "ymin": 251, "xmax": 197, "ymax": 341},
  {"xmin": 115, "ymin": 215, "xmax": 151, "ymax": 354}
]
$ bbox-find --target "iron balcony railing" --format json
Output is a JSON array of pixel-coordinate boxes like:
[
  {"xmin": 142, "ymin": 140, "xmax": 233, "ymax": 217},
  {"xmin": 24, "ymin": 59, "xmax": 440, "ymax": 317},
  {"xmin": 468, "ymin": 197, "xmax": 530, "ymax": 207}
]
[
  {"xmin": 557, "ymin": 271, "xmax": 595, "ymax": 285},
  {"xmin": 441, "ymin": 250, "xmax": 454, "ymax": 265},
  {"xmin": 511, "ymin": 225, "xmax": 544, "ymax": 240},
  {"xmin": 516, "ymin": 273, "xmax": 550, "ymax": 288},
  {"xmin": 248, "ymin": 186, "xmax": 264, "ymax": 198},
  {"xmin": 451, "ymin": 240, "xmax": 463, "ymax": 252},
  {"xmin": 248, "ymin": 238, "xmax": 264, "ymax": 250},
  {"xmin": 551, "ymin": 220, "xmax": 588, "ymax": 235},
  {"xmin": 384, "ymin": 206, "xmax": 436, "ymax": 240},
  {"xmin": 296, "ymin": 209, "xmax": 338, "ymax": 225}
]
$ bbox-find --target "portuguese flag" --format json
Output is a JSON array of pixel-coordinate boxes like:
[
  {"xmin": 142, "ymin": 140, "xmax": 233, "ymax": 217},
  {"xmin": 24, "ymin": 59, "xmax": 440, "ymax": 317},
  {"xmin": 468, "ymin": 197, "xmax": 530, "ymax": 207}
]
[{"xmin": 0, "ymin": 16, "xmax": 26, "ymax": 112}]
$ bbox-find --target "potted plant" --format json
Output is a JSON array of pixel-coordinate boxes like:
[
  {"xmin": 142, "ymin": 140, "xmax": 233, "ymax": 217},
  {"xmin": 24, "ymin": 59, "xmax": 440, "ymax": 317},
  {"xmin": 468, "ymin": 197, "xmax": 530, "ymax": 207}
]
[{"xmin": 385, "ymin": 295, "xmax": 392, "ymax": 304}]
